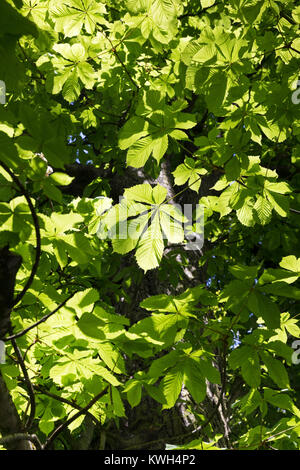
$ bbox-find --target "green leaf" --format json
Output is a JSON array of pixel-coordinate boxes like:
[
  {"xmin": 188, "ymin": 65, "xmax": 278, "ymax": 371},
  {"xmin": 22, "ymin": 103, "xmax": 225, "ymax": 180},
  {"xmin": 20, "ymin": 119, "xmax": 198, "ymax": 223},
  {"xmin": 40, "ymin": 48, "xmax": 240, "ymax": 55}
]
[
  {"xmin": 159, "ymin": 210, "xmax": 184, "ymax": 243},
  {"xmin": 280, "ymin": 256, "xmax": 300, "ymax": 274},
  {"xmin": 167, "ymin": 437, "xmax": 221, "ymax": 450},
  {"xmin": 62, "ymin": 69, "xmax": 81, "ymax": 103},
  {"xmin": 225, "ymin": 157, "xmax": 241, "ymax": 181},
  {"xmin": 197, "ymin": 357, "xmax": 221, "ymax": 385},
  {"xmin": 264, "ymin": 181, "xmax": 292, "ymax": 194},
  {"xmin": 144, "ymin": 384, "xmax": 167, "ymax": 404},
  {"xmin": 172, "ymin": 159, "xmax": 207, "ymax": 192},
  {"xmin": 248, "ymin": 290, "xmax": 280, "ymax": 329},
  {"xmin": 98, "ymin": 184, "xmax": 188, "ymax": 271},
  {"xmin": 161, "ymin": 366, "xmax": 184, "ymax": 408},
  {"xmin": 152, "ymin": 134, "xmax": 169, "ymax": 163},
  {"xmin": 97, "ymin": 342, "xmax": 125, "ymax": 374},
  {"xmin": 119, "ymin": 116, "xmax": 149, "ymax": 150},
  {"xmin": 241, "ymin": 352, "xmax": 261, "ymax": 388},
  {"xmin": 111, "ymin": 387, "xmax": 126, "ymax": 417},
  {"xmin": 229, "ymin": 264, "xmax": 260, "ymax": 281},
  {"xmin": 148, "ymin": 350, "xmax": 179, "ymax": 378},
  {"xmin": 201, "ymin": 0, "xmax": 215, "ymax": 7},
  {"xmin": 264, "ymin": 389, "xmax": 300, "ymax": 418},
  {"xmin": 219, "ymin": 279, "xmax": 253, "ymax": 313},
  {"xmin": 229, "ymin": 345, "xmax": 254, "ymax": 370},
  {"xmin": 42, "ymin": 179, "xmax": 63, "ymax": 203},
  {"xmin": 129, "ymin": 313, "xmax": 186, "ymax": 349},
  {"xmin": 183, "ymin": 359, "xmax": 206, "ymax": 403},
  {"xmin": 124, "ymin": 183, "xmax": 156, "ymax": 204},
  {"xmin": 265, "ymin": 190, "xmax": 289, "ymax": 217},
  {"xmin": 236, "ymin": 197, "xmax": 256, "ymax": 227},
  {"xmin": 50, "ymin": 172, "xmax": 74, "ymax": 186},
  {"xmin": 150, "ymin": 0, "xmax": 177, "ymax": 28},
  {"xmin": 127, "ymin": 135, "xmax": 155, "ymax": 168},
  {"xmin": 50, "ymin": 0, "xmax": 107, "ymax": 37},
  {"xmin": 254, "ymin": 195, "xmax": 272, "ymax": 225},
  {"xmin": 260, "ymin": 351, "xmax": 290, "ymax": 389},
  {"xmin": 134, "ymin": 212, "xmax": 164, "ymax": 271},
  {"xmin": 124, "ymin": 380, "xmax": 142, "ymax": 408}
]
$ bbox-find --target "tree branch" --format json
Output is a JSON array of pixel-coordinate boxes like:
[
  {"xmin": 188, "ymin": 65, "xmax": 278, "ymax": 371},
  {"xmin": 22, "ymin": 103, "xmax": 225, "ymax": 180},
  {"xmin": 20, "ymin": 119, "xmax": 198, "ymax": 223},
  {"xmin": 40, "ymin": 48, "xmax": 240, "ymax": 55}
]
[
  {"xmin": 34, "ymin": 386, "xmax": 99, "ymax": 426},
  {"xmin": 10, "ymin": 333, "xmax": 36, "ymax": 431},
  {"xmin": 44, "ymin": 386, "xmax": 109, "ymax": 449},
  {"xmin": 0, "ymin": 161, "xmax": 41, "ymax": 308},
  {"xmin": 4, "ymin": 292, "xmax": 77, "ymax": 342},
  {"xmin": 0, "ymin": 433, "xmax": 42, "ymax": 450}
]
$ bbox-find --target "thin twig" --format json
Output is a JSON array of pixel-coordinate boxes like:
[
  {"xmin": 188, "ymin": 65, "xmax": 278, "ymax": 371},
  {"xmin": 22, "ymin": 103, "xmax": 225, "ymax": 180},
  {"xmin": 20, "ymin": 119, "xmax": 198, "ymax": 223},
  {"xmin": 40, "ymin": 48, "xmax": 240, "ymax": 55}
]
[
  {"xmin": 44, "ymin": 386, "xmax": 109, "ymax": 449},
  {"xmin": 9, "ymin": 332, "xmax": 36, "ymax": 431},
  {"xmin": 4, "ymin": 292, "xmax": 77, "ymax": 342},
  {"xmin": 99, "ymin": 29, "xmax": 139, "ymax": 91},
  {"xmin": 34, "ymin": 386, "xmax": 99, "ymax": 425}
]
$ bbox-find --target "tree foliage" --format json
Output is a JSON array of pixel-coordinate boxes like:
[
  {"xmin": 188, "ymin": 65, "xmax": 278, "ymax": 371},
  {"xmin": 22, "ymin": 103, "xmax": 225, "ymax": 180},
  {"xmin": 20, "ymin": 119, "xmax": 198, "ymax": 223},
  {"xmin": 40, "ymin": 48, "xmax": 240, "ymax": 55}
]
[{"xmin": 0, "ymin": 0, "xmax": 300, "ymax": 451}]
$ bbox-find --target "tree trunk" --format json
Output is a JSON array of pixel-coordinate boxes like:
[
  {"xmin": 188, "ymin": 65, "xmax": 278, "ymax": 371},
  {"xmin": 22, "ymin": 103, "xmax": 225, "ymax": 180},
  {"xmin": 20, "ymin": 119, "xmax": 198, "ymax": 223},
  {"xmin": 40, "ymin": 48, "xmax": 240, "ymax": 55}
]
[{"xmin": 0, "ymin": 372, "xmax": 33, "ymax": 450}]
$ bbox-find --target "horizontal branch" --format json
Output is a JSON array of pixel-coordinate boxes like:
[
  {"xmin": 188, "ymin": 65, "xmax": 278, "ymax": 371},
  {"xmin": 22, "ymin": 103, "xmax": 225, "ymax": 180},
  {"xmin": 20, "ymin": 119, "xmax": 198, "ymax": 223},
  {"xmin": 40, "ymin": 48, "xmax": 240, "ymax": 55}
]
[{"xmin": 0, "ymin": 433, "xmax": 42, "ymax": 450}]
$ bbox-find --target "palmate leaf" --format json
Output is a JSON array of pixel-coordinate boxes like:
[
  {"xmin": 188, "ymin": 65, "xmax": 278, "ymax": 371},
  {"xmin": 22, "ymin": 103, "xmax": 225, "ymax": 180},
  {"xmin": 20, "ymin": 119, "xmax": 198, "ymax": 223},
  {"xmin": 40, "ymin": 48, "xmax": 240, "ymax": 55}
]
[
  {"xmin": 265, "ymin": 190, "xmax": 289, "ymax": 217},
  {"xmin": 97, "ymin": 184, "xmax": 187, "ymax": 271},
  {"xmin": 49, "ymin": 43, "xmax": 96, "ymax": 101},
  {"xmin": 49, "ymin": 352, "xmax": 121, "ymax": 387},
  {"xmin": 126, "ymin": 133, "xmax": 169, "ymax": 167},
  {"xmin": 53, "ymin": 42, "xmax": 87, "ymax": 61},
  {"xmin": 241, "ymin": 352, "xmax": 261, "ymax": 388},
  {"xmin": 135, "ymin": 212, "xmax": 165, "ymax": 271},
  {"xmin": 50, "ymin": 0, "xmax": 107, "ymax": 37},
  {"xmin": 172, "ymin": 157, "xmax": 207, "ymax": 193},
  {"xmin": 126, "ymin": 0, "xmax": 178, "ymax": 43},
  {"xmin": 119, "ymin": 96, "xmax": 196, "ymax": 167},
  {"xmin": 129, "ymin": 312, "xmax": 187, "ymax": 352}
]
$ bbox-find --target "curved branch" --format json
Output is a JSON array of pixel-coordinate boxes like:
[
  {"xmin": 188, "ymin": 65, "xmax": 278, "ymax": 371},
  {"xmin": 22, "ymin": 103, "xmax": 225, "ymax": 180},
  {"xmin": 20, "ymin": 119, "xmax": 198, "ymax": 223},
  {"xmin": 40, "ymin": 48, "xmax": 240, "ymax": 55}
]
[
  {"xmin": 4, "ymin": 292, "xmax": 77, "ymax": 342},
  {"xmin": 0, "ymin": 161, "xmax": 41, "ymax": 307},
  {"xmin": 44, "ymin": 386, "xmax": 109, "ymax": 449},
  {"xmin": 34, "ymin": 386, "xmax": 99, "ymax": 426},
  {"xmin": 10, "ymin": 334, "xmax": 36, "ymax": 431}
]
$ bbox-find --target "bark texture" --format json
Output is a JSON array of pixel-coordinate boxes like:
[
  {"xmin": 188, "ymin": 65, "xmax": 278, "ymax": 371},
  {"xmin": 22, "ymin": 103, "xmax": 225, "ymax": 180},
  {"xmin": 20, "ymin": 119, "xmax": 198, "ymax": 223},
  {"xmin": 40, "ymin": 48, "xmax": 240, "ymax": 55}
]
[{"xmin": 60, "ymin": 160, "xmax": 231, "ymax": 449}]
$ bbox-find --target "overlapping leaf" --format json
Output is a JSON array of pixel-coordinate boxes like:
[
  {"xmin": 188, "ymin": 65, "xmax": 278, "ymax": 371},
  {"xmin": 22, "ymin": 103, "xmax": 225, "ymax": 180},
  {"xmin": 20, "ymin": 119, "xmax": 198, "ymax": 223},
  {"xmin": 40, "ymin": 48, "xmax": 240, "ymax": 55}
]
[{"xmin": 97, "ymin": 184, "xmax": 187, "ymax": 271}]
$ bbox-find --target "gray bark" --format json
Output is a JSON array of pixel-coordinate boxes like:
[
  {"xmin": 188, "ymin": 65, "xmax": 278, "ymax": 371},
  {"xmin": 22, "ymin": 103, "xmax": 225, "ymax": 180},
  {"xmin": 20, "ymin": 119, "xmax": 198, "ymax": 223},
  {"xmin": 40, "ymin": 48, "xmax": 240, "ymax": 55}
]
[{"xmin": 0, "ymin": 372, "xmax": 33, "ymax": 450}]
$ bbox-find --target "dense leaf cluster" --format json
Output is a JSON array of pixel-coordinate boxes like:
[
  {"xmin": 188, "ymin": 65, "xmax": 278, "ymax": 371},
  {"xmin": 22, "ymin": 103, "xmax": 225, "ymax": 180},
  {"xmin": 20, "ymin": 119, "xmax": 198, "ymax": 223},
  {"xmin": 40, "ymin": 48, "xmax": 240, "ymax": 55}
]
[{"xmin": 0, "ymin": 0, "xmax": 299, "ymax": 451}]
